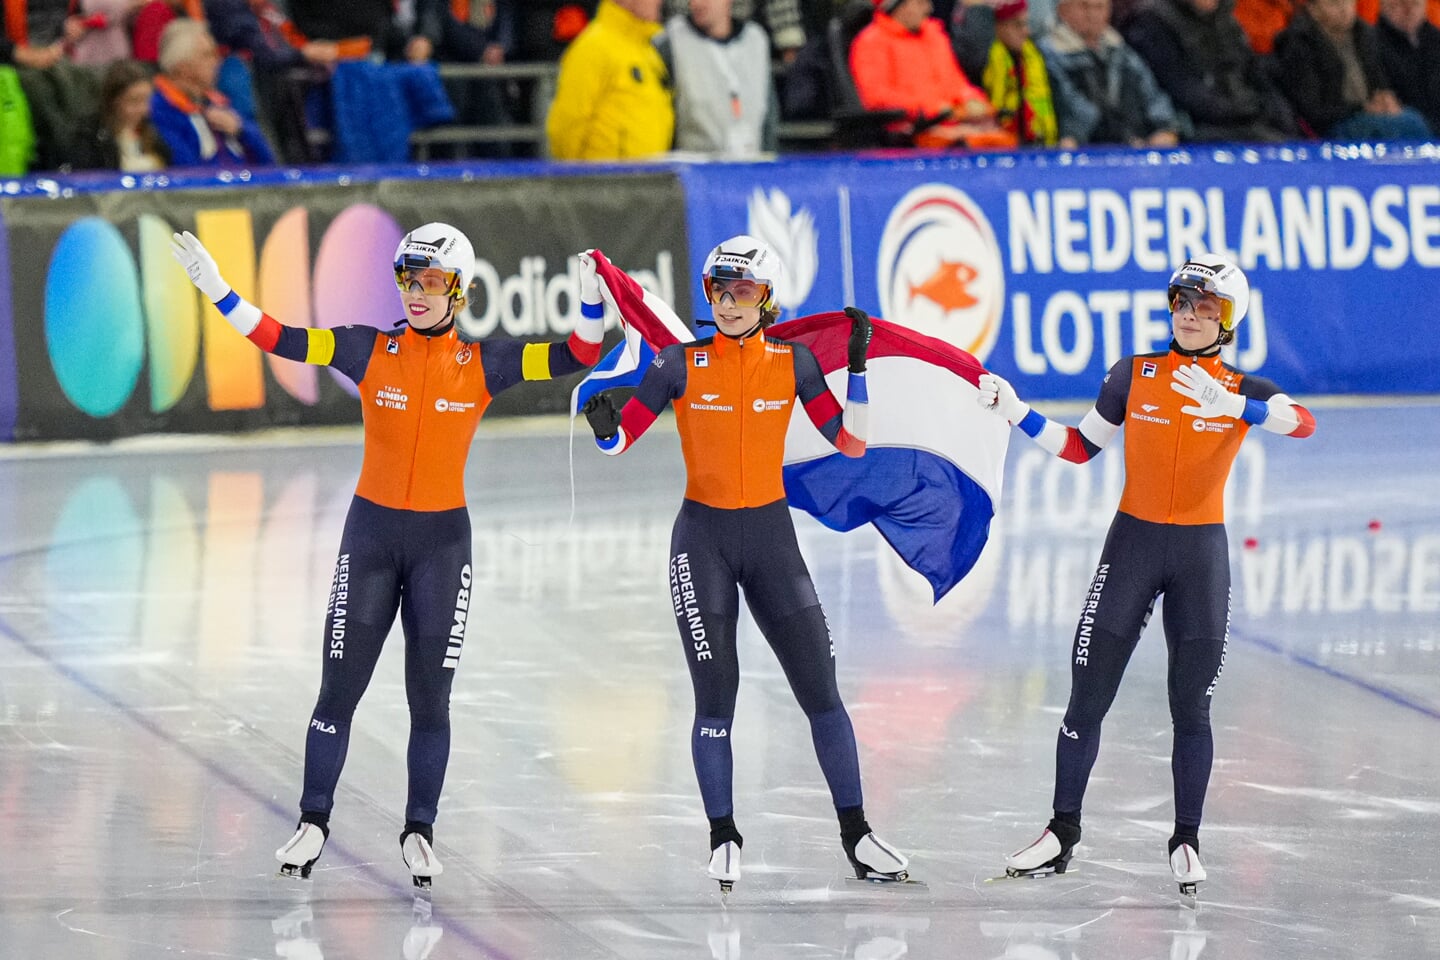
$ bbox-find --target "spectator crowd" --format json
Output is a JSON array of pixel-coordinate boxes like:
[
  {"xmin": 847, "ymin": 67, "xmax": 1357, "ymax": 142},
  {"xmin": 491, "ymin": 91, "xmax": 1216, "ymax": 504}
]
[{"xmin": 1, "ymin": 0, "xmax": 1437, "ymax": 176}]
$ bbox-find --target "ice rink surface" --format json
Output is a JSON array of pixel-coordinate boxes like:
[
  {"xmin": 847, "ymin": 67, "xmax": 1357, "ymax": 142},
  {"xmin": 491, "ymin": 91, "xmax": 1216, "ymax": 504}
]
[{"xmin": 1, "ymin": 401, "xmax": 1437, "ymax": 960}]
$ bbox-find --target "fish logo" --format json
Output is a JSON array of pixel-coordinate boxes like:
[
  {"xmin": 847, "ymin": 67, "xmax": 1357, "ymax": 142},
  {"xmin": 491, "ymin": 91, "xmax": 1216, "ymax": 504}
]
[
  {"xmin": 909, "ymin": 260, "xmax": 979, "ymax": 311},
  {"xmin": 877, "ymin": 185, "xmax": 1004, "ymax": 362}
]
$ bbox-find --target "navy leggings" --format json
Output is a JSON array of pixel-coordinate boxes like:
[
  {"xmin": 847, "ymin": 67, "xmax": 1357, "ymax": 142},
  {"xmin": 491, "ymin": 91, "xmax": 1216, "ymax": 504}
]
[
  {"xmin": 669, "ymin": 498, "xmax": 863, "ymax": 819},
  {"xmin": 1054, "ymin": 512, "xmax": 1230, "ymax": 830},
  {"xmin": 300, "ymin": 495, "xmax": 472, "ymax": 826}
]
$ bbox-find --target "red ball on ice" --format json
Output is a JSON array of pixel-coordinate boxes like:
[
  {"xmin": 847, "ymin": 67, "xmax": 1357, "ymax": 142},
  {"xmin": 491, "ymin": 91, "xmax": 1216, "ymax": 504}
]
[
  {"xmin": 1368, "ymin": 519, "xmax": 1382, "ymax": 532},
  {"xmin": 1243, "ymin": 537, "xmax": 1259, "ymax": 550}
]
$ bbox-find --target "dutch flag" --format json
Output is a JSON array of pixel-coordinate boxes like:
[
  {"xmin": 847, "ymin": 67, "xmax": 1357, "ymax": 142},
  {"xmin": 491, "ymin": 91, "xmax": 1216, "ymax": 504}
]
[{"xmin": 574, "ymin": 252, "xmax": 1009, "ymax": 602}]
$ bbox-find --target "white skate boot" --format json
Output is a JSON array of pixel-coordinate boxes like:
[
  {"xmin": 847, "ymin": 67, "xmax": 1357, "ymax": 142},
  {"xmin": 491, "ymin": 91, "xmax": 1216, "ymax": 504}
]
[
  {"xmin": 1004, "ymin": 818, "xmax": 1079, "ymax": 879},
  {"xmin": 401, "ymin": 826, "xmax": 444, "ymax": 890},
  {"xmin": 708, "ymin": 840, "xmax": 741, "ymax": 896},
  {"xmin": 1169, "ymin": 841, "xmax": 1206, "ymax": 898},
  {"xmin": 275, "ymin": 820, "xmax": 328, "ymax": 880},
  {"xmin": 845, "ymin": 832, "xmax": 911, "ymax": 883}
]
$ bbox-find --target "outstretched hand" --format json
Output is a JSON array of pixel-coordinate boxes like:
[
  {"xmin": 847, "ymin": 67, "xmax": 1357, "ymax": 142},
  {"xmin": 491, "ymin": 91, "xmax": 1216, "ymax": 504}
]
[
  {"xmin": 977, "ymin": 372, "xmax": 1030, "ymax": 424},
  {"xmin": 582, "ymin": 393, "xmax": 622, "ymax": 441},
  {"xmin": 843, "ymin": 306, "xmax": 872, "ymax": 374},
  {"xmin": 170, "ymin": 231, "xmax": 230, "ymax": 302}
]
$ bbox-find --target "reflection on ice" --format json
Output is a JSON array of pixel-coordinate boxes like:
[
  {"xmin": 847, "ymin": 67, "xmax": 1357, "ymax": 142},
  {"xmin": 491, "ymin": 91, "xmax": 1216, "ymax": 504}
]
[{"xmin": 1, "ymin": 405, "xmax": 1438, "ymax": 959}]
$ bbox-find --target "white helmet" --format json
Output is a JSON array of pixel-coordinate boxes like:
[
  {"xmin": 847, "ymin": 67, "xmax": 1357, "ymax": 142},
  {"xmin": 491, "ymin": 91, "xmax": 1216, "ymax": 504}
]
[
  {"xmin": 1168, "ymin": 256, "xmax": 1249, "ymax": 334},
  {"xmin": 702, "ymin": 234, "xmax": 782, "ymax": 315},
  {"xmin": 394, "ymin": 223, "xmax": 475, "ymax": 300}
]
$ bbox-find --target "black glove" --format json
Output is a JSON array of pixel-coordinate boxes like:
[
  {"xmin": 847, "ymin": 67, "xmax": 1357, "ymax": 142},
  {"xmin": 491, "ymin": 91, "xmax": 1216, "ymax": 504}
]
[
  {"xmin": 582, "ymin": 393, "xmax": 622, "ymax": 441},
  {"xmin": 844, "ymin": 306, "xmax": 872, "ymax": 374}
]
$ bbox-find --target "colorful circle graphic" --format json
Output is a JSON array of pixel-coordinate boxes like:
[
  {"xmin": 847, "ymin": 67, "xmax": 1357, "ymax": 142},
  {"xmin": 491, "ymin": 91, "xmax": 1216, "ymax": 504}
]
[
  {"xmin": 313, "ymin": 205, "xmax": 405, "ymax": 397},
  {"xmin": 876, "ymin": 184, "xmax": 1005, "ymax": 363},
  {"xmin": 45, "ymin": 218, "xmax": 145, "ymax": 418}
]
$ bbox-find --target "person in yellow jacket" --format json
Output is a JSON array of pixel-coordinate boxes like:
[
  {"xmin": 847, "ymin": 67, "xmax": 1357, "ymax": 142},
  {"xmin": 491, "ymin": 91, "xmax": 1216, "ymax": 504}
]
[{"xmin": 546, "ymin": 0, "xmax": 675, "ymax": 160}]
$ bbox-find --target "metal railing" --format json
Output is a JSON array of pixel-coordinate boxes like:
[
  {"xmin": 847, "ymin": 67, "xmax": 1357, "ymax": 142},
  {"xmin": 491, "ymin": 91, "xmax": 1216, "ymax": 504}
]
[{"xmin": 407, "ymin": 61, "xmax": 835, "ymax": 159}]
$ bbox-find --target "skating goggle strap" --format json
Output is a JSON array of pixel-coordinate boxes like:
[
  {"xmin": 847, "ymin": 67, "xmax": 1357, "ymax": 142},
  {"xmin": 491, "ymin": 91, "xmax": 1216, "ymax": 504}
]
[
  {"xmin": 395, "ymin": 254, "xmax": 462, "ymax": 297},
  {"xmin": 703, "ymin": 275, "xmax": 773, "ymax": 309}
]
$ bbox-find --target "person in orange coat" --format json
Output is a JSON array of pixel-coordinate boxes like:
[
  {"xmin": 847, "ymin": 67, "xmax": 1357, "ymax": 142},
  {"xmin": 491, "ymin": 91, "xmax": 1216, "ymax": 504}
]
[{"xmin": 849, "ymin": 0, "xmax": 1010, "ymax": 146}]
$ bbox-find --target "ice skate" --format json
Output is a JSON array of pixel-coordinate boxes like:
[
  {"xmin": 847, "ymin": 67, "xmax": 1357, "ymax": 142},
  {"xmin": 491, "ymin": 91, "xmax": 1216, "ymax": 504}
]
[
  {"xmin": 275, "ymin": 819, "xmax": 328, "ymax": 880},
  {"xmin": 708, "ymin": 840, "xmax": 741, "ymax": 897},
  {"xmin": 401, "ymin": 824, "xmax": 444, "ymax": 890},
  {"xmin": 844, "ymin": 831, "xmax": 912, "ymax": 883},
  {"xmin": 1169, "ymin": 839, "xmax": 1206, "ymax": 899},
  {"xmin": 1002, "ymin": 818, "xmax": 1079, "ymax": 879}
]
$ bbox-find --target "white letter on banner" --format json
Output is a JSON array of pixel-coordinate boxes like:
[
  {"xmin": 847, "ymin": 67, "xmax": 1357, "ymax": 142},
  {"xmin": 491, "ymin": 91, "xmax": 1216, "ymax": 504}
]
[
  {"xmin": 1205, "ymin": 189, "xmax": 1238, "ymax": 260},
  {"xmin": 1088, "ymin": 290, "xmax": 1129, "ymax": 370},
  {"xmin": 1089, "ymin": 190, "xmax": 1131, "ymax": 272},
  {"xmin": 1041, "ymin": 292, "xmax": 1093, "ymax": 374},
  {"xmin": 1132, "ymin": 289, "xmax": 1172, "ymax": 354},
  {"xmin": 1054, "ymin": 190, "xmax": 1090, "ymax": 272},
  {"xmin": 500, "ymin": 258, "xmax": 534, "ymax": 336},
  {"xmin": 1131, "ymin": 189, "xmax": 1167, "ymax": 271},
  {"xmin": 466, "ymin": 259, "xmax": 502, "ymax": 338},
  {"xmin": 1326, "ymin": 187, "xmax": 1371, "ymax": 270},
  {"xmin": 1166, "ymin": 189, "xmax": 1207, "ymax": 267},
  {"xmin": 1371, "ymin": 186, "xmax": 1409, "ymax": 270},
  {"xmin": 1281, "ymin": 187, "xmax": 1326, "ymax": 269},
  {"xmin": 1237, "ymin": 289, "xmax": 1267, "ymax": 370},
  {"xmin": 1239, "ymin": 188, "xmax": 1283, "ymax": 270},
  {"xmin": 1009, "ymin": 191, "xmax": 1052, "ymax": 273},
  {"xmin": 1409, "ymin": 185, "xmax": 1440, "ymax": 267},
  {"xmin": 546, "ymin": 257, "xmax": 579, "ymax": 334},
  {"xmin": 1010, "ymin": 293, "xmax": 1048, "ymax": 373}
]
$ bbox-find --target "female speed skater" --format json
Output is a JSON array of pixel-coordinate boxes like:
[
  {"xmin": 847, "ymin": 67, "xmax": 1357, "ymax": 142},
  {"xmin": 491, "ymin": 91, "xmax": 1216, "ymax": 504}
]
[
  {"xmin": 979, "ymin": 256, "xmax": 1315, "ymax": 896},
  {"xmin": 172, "ymin": 225, "xmax": 604, "ymax": 887},
  {"xmin": 580, "ymin": 235, "xmax": 911, "ymax": 894}
]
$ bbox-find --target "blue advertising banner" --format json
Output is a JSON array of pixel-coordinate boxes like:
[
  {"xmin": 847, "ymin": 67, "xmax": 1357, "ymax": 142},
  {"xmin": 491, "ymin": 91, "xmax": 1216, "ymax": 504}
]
[{"xmin": 678, "ymin": 144, "xmax": 1440, "ymax": 399}]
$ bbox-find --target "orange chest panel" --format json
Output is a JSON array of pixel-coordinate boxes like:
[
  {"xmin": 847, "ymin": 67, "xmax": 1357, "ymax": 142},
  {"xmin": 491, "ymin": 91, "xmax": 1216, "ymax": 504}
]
[
  {"xmin": 672, "ymin": 337, "xmax": 799, "ymax": 509},
  {"xmin": 1119, "ymin": 353, "xmax": 1251, "ymax": 525},
  {"xmin": 355, "ymin": 332, "xmax": 492, "ymax": 511}
]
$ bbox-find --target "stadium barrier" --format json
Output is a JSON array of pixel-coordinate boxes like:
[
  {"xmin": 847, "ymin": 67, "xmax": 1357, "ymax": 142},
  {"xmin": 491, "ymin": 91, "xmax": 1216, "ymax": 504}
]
[{"xmin": 3, "ymin": 143, "xmax": 1438, "ymax": 441}]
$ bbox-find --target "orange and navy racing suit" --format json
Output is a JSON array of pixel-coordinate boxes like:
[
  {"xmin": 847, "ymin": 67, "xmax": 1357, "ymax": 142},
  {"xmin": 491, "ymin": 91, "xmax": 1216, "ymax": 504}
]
[
  {"xmin": 215, "ymin": 289, "xmax": 601, "ymax": 830},
  {"xmin": 1013, "ymin": 343, "xmax": 1315, "ymax": 845},
  {"xmin": 593, "ymin": 326, "xmax": 876, "ymax": 845}
]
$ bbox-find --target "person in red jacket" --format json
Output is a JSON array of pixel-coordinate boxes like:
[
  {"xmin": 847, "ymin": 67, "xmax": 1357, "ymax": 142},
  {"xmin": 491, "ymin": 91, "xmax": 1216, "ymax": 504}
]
[
  {"xmin": 983, "ymin": 257, "xmax": 1315, "ymax": 898},
  {"xmin": 581, "ymin": 236, "xmax": 912, "ymax": 894},
  {"xmin": 171, "ymin": 224, "xmax": 603, "ymax": 889},
  {"xmin": 849, "ymin": 0, "xmax": 1008, "ymax": 146}
]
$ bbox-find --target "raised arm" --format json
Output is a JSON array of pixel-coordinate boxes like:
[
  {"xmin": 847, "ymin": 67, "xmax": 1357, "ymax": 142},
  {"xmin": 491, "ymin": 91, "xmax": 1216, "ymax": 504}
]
[
  {"xmin": 171, "ymin": 231, "xmax": 375, "ymax": 383},
  {"xmin": 793, "ymin": 307, "xmax": 871, "ymax": 459},
  {"xmin": 978, "ymin": 360, "xmax": 1130, "ymax": 463},
  {"xmin": 583, "ymin": 343, "xmax": 688, "ymax": 456},
  {"xmin": 479, "ymin": 252, "xmax": 606, "ymax": 396}
]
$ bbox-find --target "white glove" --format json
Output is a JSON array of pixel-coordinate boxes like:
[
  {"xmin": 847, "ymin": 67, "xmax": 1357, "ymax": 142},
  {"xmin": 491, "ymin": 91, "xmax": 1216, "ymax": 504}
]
[
  {"xmin": 170, "ymin": 230, "xmax": 230, "ymax": 303},
  {"xmin": 1171, "ymin": 362, "xmax": 1244, "ymax": 419},
  {"xmin": 977, "ymin": 372, "xmax": 1030, "ymax": 424},
  {"xmin": 578, "ymin": 249, "xmax": 601, "ymax": 303}
]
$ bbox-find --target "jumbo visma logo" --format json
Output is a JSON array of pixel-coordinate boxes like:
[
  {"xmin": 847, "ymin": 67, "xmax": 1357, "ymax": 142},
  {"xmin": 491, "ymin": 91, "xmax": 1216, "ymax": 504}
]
[
  {"xmin": 43, "ymin": 205, "xmax": 409, "ymax": 418},
  {"xmin": 876, "ymin": 184, "xmax": 1005, "ymax": 363}
]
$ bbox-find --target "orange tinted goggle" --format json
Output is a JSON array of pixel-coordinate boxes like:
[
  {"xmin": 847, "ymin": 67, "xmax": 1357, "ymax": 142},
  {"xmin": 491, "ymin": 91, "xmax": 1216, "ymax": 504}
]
[
  {"xmin": 1170, "ymin": 288, "xmax": 1221, "ymax": 317},
  {"xmin": 395, "ymin": 266, "xmax": 460, "ymax": 297},
  {"xmin": 703, "ymin": 276, "xmax": 771, "ymax": 309}
]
